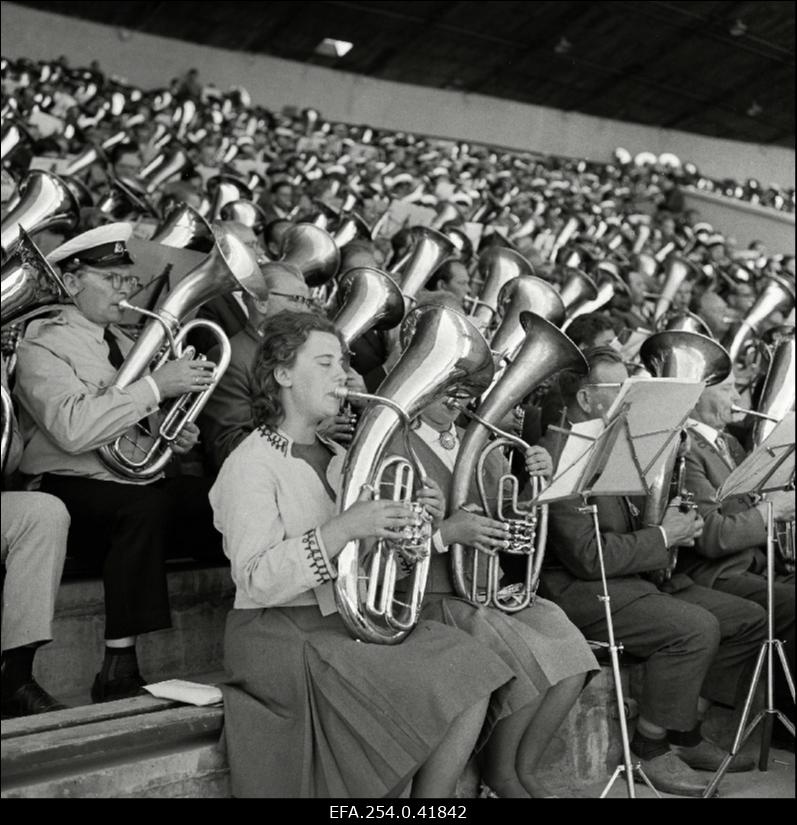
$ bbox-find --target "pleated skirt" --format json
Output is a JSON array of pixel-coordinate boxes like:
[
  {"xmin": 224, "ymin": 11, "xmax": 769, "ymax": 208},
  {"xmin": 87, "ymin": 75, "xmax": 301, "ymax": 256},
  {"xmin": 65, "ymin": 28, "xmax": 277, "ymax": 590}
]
[
  {"xmin": 421, "ymin": 593, "xmax": 600, "ymax": 748},
  {"xmin": 221, "ymin": 606, "xmax": 514, "ymax": 798}
]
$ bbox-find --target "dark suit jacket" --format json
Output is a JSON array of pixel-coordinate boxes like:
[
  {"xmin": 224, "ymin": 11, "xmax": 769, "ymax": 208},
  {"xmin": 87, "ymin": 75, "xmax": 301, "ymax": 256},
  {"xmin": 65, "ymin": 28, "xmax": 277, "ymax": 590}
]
[
  {"xmin": 537, "ymin": 428, "xmax": 671, "ymax": 628},
  {"xmin": 189, "ymin": 294, "xmax": 248, "ymax": 359},
  {"xmin": 678, "ymin": 427, "xmax": 766, "ymax": 587},
  {"xmin": 198, "ymin": 325, "xmax": 260, "ymax": 472}
]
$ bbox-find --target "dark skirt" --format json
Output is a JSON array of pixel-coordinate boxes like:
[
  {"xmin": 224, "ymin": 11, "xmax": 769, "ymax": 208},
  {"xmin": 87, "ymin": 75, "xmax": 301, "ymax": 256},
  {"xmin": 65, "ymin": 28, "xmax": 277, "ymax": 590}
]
[
  {"xmin": 221, "ymin": 606, "xmax": 514, "ymax": 798},
  {"xmin": 421, "ymin": 594, "xmax": 600, "ymax": 749}
]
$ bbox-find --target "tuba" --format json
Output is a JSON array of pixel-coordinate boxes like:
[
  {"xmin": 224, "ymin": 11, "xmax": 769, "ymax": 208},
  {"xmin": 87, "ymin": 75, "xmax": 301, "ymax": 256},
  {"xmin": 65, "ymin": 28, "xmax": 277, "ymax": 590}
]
[
  {"xmin": 467, "ymin": 246, "xmax": 534, "ymax": 333},
  {"xmin": 1, "ymin": 383, "xmax": 13, "ymax": 474},
  {"xmin": 332, "ymin": 211, "xmax": 372, "ymax": 248},
  {"xmin": 640, "ymin": 331, "xmax": 732, "ymax": 584},
  {"xmin": 1, "ymin": 171, "xmax": 80, "ymax": 261},
  {"xmin": 219, "ymin": 200, "xmax": 268, "ymax": 238},
  {"xmin": 331, "ymin": 266, "xmax": 405, "ymax": 347},
  {"xmin": 450, "ymin": 312, "xmax": 588, "ymax": 611},
  {"xmin": 333, "ymin": 305, "xmax": 495, "ymax": 643},
  {"xmin": 562, "ymin": 276, "xmax": 616, "ymax": 331},
  {"xmin": 726, "ymin": 274, "xmax": 795, "ymax": 363},
  {"xmin": 96, "ymin": 225, "xmax": 266, "ymax": 481},
  {"xmin": 208, "ymin": 173, "xmax": 252, "ymax": 221}
]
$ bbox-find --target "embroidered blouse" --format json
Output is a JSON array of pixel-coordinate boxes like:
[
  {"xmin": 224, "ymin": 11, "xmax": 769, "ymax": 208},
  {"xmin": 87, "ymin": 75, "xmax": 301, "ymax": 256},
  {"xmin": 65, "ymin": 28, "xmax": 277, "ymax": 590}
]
[{"xmin": 209, "ymin": 426, "xmax": 345, "ymax": 613}]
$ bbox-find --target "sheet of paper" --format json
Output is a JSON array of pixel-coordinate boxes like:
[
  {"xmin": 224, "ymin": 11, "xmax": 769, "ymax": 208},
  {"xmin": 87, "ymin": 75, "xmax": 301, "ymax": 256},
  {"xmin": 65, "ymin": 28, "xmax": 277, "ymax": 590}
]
[{"xmin": 144, "ymin": 679, "xmax": 223, "ymax": 707}]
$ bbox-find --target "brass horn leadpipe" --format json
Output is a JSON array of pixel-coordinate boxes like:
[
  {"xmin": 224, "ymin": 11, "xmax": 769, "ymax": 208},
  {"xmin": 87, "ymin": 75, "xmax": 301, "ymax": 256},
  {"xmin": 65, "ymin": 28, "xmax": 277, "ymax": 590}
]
[{"xmin": 731, "ymin": 405, "xmax": 779, "ymax": 423}]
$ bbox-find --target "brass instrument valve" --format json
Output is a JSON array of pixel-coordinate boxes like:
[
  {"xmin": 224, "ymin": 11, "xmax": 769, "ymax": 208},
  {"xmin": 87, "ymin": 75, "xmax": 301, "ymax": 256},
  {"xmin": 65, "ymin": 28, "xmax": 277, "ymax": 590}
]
[
  {"xmin": 502, "ymin": 515, "xmax": 535, "ymax": 555},
  {"xmin": 390, "ymin": 502, "xmax": 432, "ymax": 563}
]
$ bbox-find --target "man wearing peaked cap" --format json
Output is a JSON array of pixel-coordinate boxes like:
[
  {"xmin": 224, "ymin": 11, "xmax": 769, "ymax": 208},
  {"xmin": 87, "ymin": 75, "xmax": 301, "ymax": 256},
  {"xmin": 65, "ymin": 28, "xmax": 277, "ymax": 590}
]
[{"xmin": 13, "ymin": 222, "xmax": 226, "ymax": 705}]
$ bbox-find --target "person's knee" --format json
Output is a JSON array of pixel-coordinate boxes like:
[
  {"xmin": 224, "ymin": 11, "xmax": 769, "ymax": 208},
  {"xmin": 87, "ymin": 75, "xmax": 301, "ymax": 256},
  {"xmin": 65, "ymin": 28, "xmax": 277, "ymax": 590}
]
[
  {"xmin": 684, "ymin": 610, "xmax": 722, "ymax": 658},
  {"xmin": 23, "ymin": 492, "xmax": 71, "ymax": 538}
]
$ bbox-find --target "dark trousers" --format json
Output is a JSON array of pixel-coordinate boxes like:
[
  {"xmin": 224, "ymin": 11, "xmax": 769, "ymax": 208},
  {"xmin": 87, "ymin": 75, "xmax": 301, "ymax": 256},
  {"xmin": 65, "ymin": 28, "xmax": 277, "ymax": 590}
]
[
  {"xmin": 40, "ymin": 474, "xmax": 224, "ymax": 639},
  {"xmin": 713, "ymin": 572, "xmax": 795, "ymax": 716},
  {"xmin": 578, "ymin": 584, "xmax": 767, "ymax": 730}
]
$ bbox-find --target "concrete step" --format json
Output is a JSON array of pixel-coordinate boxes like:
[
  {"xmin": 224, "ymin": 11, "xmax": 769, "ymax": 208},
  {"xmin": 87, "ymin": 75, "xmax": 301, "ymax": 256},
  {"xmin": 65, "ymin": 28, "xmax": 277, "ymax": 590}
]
[{"xmin": 33, "ymin": 563, "xmax": 234, "ymax": 701}]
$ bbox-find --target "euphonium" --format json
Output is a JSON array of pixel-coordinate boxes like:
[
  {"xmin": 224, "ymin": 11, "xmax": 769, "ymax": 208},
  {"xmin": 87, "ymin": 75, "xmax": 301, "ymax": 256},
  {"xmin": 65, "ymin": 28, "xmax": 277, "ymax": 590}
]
[
  {"xmin": 640, "ymin": 331, "xmax": 732, "ymax": 584},
  {"xmin": 96, "ymin": 225, "xmax": 267, "ymax": 481},
  {"xmin": 150, "ymin": 203, "xmax": 216, "ymax": 253},
  {"xmin": 333, "ymin": 305, "xmax": 495, "ymax": 644},
  {"xmin": 1, "ymin": 171, "xmax": 80, "ymax": 261},
  {"xmin": 727, "ymin": 274, "xmax": 795, "ymax": 363},
  {"xmin": 653, "ymin": 254, "xmax": 701, "ymax": 321},
  {"xmin": 468, "ymin": 246, "xmax": 535, "ymax": 332},
  {"xmin": 390, "ymin": 226, "xmax": 456, "ymax": 306},
  {"xmin": 331, "ymin": 267, "xmax": 405, "ymax": 347},
  {"xmin": 1, "ymin": 228, "xmax": 69, "ymax": 327},
  {"xmin": 559, "ymin": 267, "xmax": 598, "ymax": 316},
  {"xmin": 276, "ymin": 223, "xmax": 340, "ymax": 287},
  {"xmin": 450, "ymin": 312, "xmax": 588, "ymax": 611}
]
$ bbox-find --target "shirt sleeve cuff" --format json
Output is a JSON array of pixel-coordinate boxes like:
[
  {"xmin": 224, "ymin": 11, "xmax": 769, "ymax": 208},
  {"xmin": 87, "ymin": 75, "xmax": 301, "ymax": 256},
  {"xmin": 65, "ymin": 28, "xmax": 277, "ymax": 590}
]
[
  {"xmin": 143, "ymin": 375, "xmax": 161, "ymax": 404},
  {"xmin": 303, "ymin": 527, "xmax": 335, "ymax": 584},
  {"xmin": 432, "ymin": 529, "xmax": 447, "ymax": 555},
  {"xmin": 127, "ymin": 377, "xmax": 161, "ymax": 415}
]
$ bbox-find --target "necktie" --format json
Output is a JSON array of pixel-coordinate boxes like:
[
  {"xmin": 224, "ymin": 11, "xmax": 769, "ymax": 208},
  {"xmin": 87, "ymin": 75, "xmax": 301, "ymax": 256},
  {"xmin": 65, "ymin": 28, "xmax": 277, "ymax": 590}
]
[
  {"xmin": 714, "ymin": 433, "xmax": 736, "ymax": 469},
  {"xmin": 103, "ymin": 328, "xmax": 125, "ymax": 370}
]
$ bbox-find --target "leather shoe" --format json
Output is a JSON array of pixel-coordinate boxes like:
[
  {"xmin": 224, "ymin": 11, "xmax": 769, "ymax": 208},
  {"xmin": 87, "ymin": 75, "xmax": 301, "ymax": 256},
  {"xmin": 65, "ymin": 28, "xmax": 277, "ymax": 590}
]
[
  {"xmin": 1, "ymin": 680, "xmax": 67, "ymax": 718},
  {"xmin": 672, "ymin": 739, "xmax": 755, "ymax": 772},
  {"xmin": 91, "ymin": 672, "xmax": 146, "ymax": 703},
  {"xmin": 633, "ymin": 749, "xmax": 708, "ymax": 797}
]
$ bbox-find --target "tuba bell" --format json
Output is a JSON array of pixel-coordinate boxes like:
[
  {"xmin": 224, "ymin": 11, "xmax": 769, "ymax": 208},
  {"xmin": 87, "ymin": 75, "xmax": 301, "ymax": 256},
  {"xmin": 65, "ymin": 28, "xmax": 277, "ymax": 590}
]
[
  {"xmin": 1, "ymin": 228, "xmax": 69, "ymax": 328},
  {"xmin": 653, "ymin": 254, "xmax": 701, "ymax": 321},
  {"xmin": 219, "ymin": 200, "xmax": 268, "ymax": 238},
  {"xmin": 208, "ymin": 173, "xmax": 252, "ymax": 221},
  {"xmin": 333, "ymin": 305, "xmax": 495, "ymax": 643},
  {"xmin": 749, "ymin": 330, "xmax": 795, "ymax": 446},
  {"xmin": 96, "ymin": 224, "xmax": 267, "ymax": 481},
  {"xmin": 559, "ymin": 267, "xmax": 599, "ymax": 317},
  {"xmin": 450, "ymin": 312, "xmax": 588, "ymax": 611},
  {"xmin": 726, "ymin": 274, "xmax": 795, "ymax": 363},
  {"xmin": 150, "ymin": 203, "xmax": 216, "ymax": 253},
  {"xmin": 1, "ymin": 171, "xmax": 80, "ymax": 261},
  {"xmin": 489, "ymin": 276, "xmax": 566, "ymax": 365},
  {"xmin": 390, "ymin": 226, "xmax": 456, "ymax": 306},
  {"xmin": 331, "ymin": 266, "xmax": 405, "ymax": 347},
  {"xmin": 275, "ymin": 223, "xmax": 340, "ymax": 287}
]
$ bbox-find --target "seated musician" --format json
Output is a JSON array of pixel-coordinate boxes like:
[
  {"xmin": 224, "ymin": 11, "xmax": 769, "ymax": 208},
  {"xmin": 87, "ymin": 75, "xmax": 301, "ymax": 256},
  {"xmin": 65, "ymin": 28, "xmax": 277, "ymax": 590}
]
[
  {"xmin": 13, "ymin": 223, "xmax": 224, "ymax": 703},
  {"xmin": 1, "ymin": 365, "xmax": 70, "ymax": 717},
  {"xmin": 539, "ymin": 347, "xmax": 767, "ymax": 796},
  {"xmin": 385, "ymin": 393, "xmax": 599, "ymax": 798},
  {"xmin": 198, "ymin": 262, "xmax": 365, "ymax": 471},
  {"xmin": 209, "ymin": 311, "xmax": 512, "ymax": 798},
  {"xmin": 682, "ymin": 372, "xmax": 795, "ymax": 740}
]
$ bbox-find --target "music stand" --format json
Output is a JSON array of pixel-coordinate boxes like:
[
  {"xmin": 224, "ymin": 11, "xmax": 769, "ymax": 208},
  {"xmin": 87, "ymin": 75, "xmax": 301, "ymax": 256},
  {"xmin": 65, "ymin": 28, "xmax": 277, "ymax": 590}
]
[
  {"xmin": 535, "ymin": 408, "xmax": 658, "ymax": 799},
  {"xmin": 535, "ymin": 378, "xmax": 705, "ymax": 798},
  {"xmin": 703, "ymin": 413, "xmax": 796, "ymax": 799}
]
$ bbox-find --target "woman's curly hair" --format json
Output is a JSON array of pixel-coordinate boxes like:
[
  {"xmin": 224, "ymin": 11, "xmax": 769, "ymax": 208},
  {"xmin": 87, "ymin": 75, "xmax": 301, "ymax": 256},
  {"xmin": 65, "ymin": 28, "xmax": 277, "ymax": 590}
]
[{"xmin": 252, "ymin": 311, "xmax": 346, "ymax": 430}]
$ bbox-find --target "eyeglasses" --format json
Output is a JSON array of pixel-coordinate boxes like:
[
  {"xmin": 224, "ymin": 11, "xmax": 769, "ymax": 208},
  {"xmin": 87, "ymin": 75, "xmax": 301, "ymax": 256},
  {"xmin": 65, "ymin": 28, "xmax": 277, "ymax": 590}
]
[
  {"xmin": 269, "ymin": 291, "xmax": 315, "ymax": 308},
  {"xmin": 91, "ymin": 271, "xmax": 142, "ymax": 291}
]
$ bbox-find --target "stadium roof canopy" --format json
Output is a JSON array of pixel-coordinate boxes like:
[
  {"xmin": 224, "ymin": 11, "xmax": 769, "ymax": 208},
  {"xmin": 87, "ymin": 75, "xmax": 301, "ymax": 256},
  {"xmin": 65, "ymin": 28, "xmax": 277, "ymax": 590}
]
[{"xmin": 13, "ymin": 0, "xmax": 796, "ymax": 147}]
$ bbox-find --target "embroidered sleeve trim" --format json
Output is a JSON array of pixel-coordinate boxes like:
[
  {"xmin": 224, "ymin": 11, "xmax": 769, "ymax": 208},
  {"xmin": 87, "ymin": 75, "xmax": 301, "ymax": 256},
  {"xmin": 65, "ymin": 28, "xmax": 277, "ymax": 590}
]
[
  {"xmin": 258, "ymin": 426, "xmax": 289, "ymax": 456},
  {"xmin": 302, "ymin": 528, "xmax": 333, "ymax": 585}
]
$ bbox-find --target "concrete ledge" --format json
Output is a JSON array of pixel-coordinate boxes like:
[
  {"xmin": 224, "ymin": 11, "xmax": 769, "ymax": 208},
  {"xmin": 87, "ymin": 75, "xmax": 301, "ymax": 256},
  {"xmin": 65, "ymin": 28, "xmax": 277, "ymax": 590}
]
[{"xmin": 33, "ymin": 564, "xmax": 235, "ymax": 701}]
